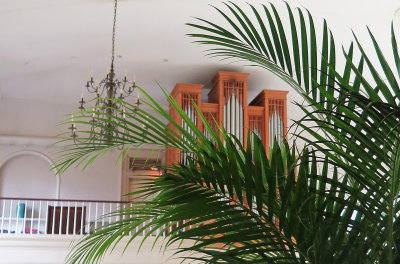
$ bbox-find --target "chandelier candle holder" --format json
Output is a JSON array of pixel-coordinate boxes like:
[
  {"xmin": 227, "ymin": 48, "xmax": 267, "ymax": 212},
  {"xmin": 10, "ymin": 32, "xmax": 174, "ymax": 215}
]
[{"xmin": 69, "ymin": 0, "xmax": 144, "ymax": 144}]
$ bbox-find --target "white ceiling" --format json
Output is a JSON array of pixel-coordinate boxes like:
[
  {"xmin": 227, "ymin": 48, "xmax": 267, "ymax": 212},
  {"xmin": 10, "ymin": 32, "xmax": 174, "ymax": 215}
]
[
  {"xmin": 0, "ymin": 0, "xmax": 246, "ymax": 105},
  {"xmin": 0, "ymin": 0, "xmax": 399, "ymax": 137}
]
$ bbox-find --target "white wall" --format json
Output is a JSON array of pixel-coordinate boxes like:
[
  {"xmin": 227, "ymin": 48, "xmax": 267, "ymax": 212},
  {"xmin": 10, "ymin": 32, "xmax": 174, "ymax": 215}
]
[
  {"xmin": 0, "ymin": 136, "xmax": 168, "ymax": 201},
  {"xmin": 0, "ymin": 154, "xmax": 56, "ymax": 199},
  {"xmin": 58, "ymin": 150, "xmax": 122, "ymax": 201},
  {"xmin": 0, "ymin": 136, "xmax": 122, "ymax": 201},
  {"xmin": 0, "ymin": 235, "xmax": 199, "ymax": 264}
]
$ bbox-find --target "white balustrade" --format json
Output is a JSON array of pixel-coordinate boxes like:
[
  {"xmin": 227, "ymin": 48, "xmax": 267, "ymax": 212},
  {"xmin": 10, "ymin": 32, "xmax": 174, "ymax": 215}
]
[{"xmin": 0, "ymin": 197, "xmax": 167, "ymax": 237}]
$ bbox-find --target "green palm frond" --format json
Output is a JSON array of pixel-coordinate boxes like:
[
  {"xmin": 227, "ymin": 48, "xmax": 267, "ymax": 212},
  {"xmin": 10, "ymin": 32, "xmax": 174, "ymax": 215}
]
[
  {"xmin": 65, "ymin": 120, "xmax": 348, "ymax": 263},
  {"xmin": 59, "ymin": 89, "xmax": 370, "ymax": 263},
  {"xmin": 295, "ymin": 87, "xmax": 400, "ymax": 262},
  {"xmin": 187, "ymin": 1, "xmax": 400, "ymax": 263}
]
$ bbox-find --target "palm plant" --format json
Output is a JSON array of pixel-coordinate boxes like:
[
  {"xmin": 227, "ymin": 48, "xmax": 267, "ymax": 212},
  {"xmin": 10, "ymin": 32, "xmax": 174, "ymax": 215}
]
[
  {"xmin": 58, "ymin": 91, "xmax": 352, "ymax": 264},
  {"xmin": 187, "ymin": 2, "xmax": 400, "ymax": 263},
  {"xmin": 56, "ymin": 1, "xmax": 400, "ymax": 263}
]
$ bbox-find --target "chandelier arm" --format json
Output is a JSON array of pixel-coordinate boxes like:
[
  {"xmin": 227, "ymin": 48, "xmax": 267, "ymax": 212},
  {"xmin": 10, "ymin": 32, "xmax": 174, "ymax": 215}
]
[
  {"xmin": 122, "ymin": 81, "xmax": 134, "ymax": 94},
  {"xmin": 87, "ymin": 83, "xmax": 97, "ymax": 93},
  {"xmin": 99, "ymin": 81, "xmax": 107, "ymax": 95}
]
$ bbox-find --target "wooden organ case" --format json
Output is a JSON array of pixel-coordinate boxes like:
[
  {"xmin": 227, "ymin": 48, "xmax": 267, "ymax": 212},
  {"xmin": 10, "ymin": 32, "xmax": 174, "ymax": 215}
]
[{"xmin": 166, "ymin": 71, "xmax": 288, "ymax": 166}]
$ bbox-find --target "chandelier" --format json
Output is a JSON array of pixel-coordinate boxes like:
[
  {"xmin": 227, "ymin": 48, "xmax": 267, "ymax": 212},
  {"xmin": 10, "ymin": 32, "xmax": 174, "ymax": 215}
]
[{"xmin": 69, "ymin": 0, "xmax": 141, "ymax": 143}]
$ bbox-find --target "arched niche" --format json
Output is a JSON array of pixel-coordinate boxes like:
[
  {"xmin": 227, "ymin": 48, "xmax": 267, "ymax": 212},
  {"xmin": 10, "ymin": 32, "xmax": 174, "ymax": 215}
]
[{"xmin": 0, "ymin": 150, "xmax": 60, "ymax": 199}]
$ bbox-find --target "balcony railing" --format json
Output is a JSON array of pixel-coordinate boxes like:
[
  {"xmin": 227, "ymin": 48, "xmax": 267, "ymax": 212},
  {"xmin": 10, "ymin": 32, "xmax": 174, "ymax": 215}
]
[{"xmin": 0, "ymin": 197, "xmax": 174, "ymax": 236}]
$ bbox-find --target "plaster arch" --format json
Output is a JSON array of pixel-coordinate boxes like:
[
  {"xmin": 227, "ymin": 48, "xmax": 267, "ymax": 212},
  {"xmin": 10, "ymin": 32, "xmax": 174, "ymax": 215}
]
[{"xmin": 0, "ymin": 150, "xmax": 60, "ymax": 199}]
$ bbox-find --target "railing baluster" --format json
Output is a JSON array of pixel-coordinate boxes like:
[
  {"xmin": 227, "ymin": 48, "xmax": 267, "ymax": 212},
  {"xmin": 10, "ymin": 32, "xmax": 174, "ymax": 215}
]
[
  {"xmin": 101, "ymin": 203, "xmax": 105, "ymax": 230},
  {"xmin": 30, "ymin": 201, "xmax": 34, "ymax": 234},
  {"xmin": 87, "ymin": 202, "xmax": 91, "ymax": 234},
  {"xmin": 130, "ymin": 204, "xmax": 134, "ymax": 237},
  {"xmin": 95, "ymin": 203, "xmax": 98, "ymax": 230},
  {"xmin": 15, "ymin": 200, "xmax": 20, "ymax": 234},
  {"xmin": 123, "ymin": 203, "xmax": 130, "ymax": 236},
  {"xmin": 8, "ymin": 200, "xmax": 13, "ymax": 234},
  {"xmin": 135, "ymin": 210, "xmax": 138, "ymax": 235},
  {"xmin": 123, "ymin": 203, "xmax": 129, "ymax": 236},
  {"xmin": 109, "ymin": 203, "xmax": 112, "ymax": 225},
  {"xmin": 1, "ymin": 200, "xmax": 5, "ymax": 234},
  {"xmin": 163, "ymin": 223, "xmax": 166, "ymax": 237},
  {"xmin": 52, "ymin": 203, "xmax": 56, "ymax": 235},
  {"xmin": 80, "ymin": 202, "xmax": 84, "ymax": 235},
  {"xmin": 23, "ymin": 200, "xmax": 28, "ymax": 234},
  {"xmin": 156, "ymin": 218, "xmax": 160, "ymax": 236},
  {"xmin": 118, "ymin": 203, "xmax": 122, "ymax": 222},
  {"xmin": 66, "ymin": 202, "xmax": 70, "ymax": 235},
  {"xmin": 38, "ymin": 201, "xmax": 42, "ymax": 235},
  {"xmin": 73, "ymin": 202, "xmax": 77, "ymax": 235},
  {"xmin": 45, "ymin": 201, "xmax": 49, "ymax": 235},
  {"xmin": 59, "ymin": 202, "xmax": 63, "ymax": 235}
]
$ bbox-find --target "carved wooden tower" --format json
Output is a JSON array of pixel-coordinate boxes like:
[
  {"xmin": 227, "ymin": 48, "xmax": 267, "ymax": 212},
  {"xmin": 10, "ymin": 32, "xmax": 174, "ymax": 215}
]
[{"xmin": 166, "ymin": 71, "xmax": 288, "ymax": 165}]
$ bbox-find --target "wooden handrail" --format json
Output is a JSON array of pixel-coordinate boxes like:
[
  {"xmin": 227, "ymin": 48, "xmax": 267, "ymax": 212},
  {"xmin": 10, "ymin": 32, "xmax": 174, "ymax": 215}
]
[{"xmin": 0, "ymin": 197, "xmax": 130, "ymax": 204}]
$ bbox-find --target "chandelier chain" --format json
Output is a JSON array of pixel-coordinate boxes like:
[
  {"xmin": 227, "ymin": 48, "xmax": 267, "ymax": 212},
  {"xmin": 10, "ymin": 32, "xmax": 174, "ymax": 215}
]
[{"xmin": 111, "ymin": 0, "xmax": 118, "ymax": 68}]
